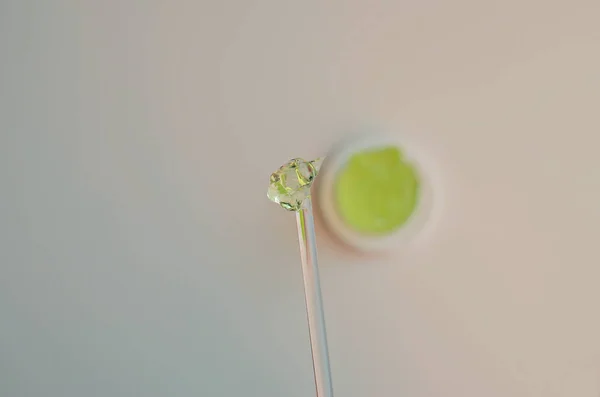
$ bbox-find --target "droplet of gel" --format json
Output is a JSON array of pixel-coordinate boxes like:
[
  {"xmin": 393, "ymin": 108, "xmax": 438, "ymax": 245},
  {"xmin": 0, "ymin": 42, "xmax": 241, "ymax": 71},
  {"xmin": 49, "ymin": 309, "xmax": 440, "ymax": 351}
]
[{"xmin": 267, "ymin": 158, "xmax": 322, "ymax": 211}]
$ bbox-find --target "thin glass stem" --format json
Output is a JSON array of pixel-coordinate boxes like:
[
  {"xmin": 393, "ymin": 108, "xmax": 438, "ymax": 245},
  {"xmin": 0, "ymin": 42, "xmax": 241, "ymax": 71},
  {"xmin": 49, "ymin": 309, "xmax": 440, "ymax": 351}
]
[{"xmin": 296, "ymin": 198, "xmax": 334, "ymax": 397}]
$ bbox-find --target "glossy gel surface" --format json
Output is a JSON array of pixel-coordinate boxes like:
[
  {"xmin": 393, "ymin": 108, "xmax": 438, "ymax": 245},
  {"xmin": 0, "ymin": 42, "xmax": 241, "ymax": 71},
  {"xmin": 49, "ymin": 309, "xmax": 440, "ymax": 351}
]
[{"xmin": 334, "ymin": 147, "xmax": 419, "ymax": 235}]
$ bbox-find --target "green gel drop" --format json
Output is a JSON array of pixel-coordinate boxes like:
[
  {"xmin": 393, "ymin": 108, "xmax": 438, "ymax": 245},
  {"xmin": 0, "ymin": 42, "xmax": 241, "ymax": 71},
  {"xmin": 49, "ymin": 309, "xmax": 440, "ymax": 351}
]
[
  {"xmin": 334, "ymin": 146, "xmax": 419, "ymax": 235},
  {"xmin": 267, "ymin": 158, "xmax": 322, "ymax": 211}
]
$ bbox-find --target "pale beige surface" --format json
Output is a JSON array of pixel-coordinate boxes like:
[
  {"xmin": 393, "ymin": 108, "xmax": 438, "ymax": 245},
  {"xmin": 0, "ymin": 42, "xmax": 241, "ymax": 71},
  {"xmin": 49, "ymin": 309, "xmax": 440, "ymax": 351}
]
[{"xmin": 1, "ymin": 1, "xmax": 600, "ymax": 396}]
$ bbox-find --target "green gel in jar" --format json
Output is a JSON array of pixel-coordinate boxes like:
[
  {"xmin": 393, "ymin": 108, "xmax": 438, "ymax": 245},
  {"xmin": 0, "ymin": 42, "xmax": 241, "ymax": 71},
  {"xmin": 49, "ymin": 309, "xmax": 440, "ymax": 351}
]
[{"xmin": 333, "ymin": 146, "xmax": 419, "ymax": 235}]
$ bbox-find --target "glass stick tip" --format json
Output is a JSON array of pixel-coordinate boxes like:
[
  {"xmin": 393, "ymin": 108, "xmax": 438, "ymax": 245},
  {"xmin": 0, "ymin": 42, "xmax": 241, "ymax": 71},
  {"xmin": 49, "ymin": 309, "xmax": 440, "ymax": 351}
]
[{"xmin": 267, "ymin": 158, "xmax": 323, "ymax": 211}]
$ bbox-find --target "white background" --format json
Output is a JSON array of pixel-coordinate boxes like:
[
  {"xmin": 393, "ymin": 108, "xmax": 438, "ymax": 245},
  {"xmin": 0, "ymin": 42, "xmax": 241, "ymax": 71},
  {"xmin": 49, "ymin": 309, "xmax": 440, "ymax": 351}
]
[{"xmin": 1, "ymin": 1, "xmax": 600, "ymax": 396}]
